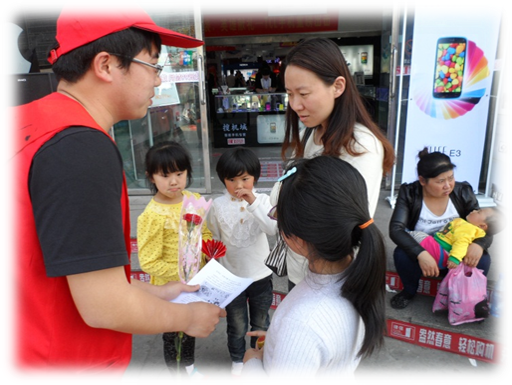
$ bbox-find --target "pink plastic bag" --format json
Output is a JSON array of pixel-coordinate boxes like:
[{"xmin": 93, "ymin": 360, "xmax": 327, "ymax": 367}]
[{"xmin": 447, "ymin": 264, "xmax": 490, "ymax": 325}]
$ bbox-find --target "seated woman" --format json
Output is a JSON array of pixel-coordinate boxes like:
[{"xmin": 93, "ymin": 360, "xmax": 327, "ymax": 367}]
[{"xmin": 389, "ymin": 148, "xmax": 493, "ymax": 309}]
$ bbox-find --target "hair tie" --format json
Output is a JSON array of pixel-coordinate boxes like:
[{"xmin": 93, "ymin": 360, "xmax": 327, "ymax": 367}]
[{"xmin": 359, "ymin": 218, "xmax": 374, "ymax": 229}]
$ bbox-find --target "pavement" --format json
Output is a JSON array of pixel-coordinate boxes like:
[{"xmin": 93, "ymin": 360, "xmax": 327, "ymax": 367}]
[{"xmin": 124, "ymin": 155, "xmax": 509, "ymax": 383}]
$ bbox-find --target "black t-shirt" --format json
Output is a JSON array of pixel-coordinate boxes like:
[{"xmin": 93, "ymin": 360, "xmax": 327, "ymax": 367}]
[{"xmin": 29, "ymin": 126, "xmax": 129, "ymax": 277}]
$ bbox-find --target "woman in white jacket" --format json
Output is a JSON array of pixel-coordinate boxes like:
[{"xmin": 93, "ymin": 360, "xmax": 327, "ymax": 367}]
[{"xmin": 273, "ymin": 37, "xmax": 395, "ymax": 290}]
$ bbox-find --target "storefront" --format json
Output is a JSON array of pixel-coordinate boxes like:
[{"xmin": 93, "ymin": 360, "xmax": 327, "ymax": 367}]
[{"xmin": 10, "ymin": 5, "xmax": 507, "ymax": 209}]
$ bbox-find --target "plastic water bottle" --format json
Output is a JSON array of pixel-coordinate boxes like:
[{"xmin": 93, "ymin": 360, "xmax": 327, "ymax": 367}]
[{"xmin": 490, "ymin": 274, "xmax": 503, "ymax": 317}]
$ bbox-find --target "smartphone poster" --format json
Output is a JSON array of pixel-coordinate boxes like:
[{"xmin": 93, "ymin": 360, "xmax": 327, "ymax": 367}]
[
  {"xmin": 401, "ymin": 5, "xmax": 500, "ymax": 191},
  {"xmin": 432, "ymin": 37, "xmax": 466, "ymax": 99}
]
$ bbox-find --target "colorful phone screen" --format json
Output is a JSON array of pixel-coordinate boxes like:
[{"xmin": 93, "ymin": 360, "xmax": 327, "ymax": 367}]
[{"xmin": 433, "ymin": 37, "xmax": 466, "ymax": 99}]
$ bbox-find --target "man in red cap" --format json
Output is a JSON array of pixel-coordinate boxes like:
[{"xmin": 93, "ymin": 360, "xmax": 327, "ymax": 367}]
[{"xmin": 12, "ymin": 8, "xmax": 225, "ymax": 372}]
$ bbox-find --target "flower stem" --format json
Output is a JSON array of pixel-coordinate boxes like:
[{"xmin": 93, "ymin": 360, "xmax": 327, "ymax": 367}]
[{"xmin": 175, "ymin": 331, "xmax": 184, "ymax": 376}]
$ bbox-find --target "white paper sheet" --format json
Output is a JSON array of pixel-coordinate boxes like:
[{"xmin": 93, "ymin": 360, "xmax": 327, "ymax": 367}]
[{"xmin": 171, "ymin": 259, "xmax": 253, "ymax": 308}]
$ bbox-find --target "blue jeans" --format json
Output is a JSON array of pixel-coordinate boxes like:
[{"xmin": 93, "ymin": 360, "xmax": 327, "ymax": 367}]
[
  {"xmin": 226, "ymin": 274, "xmax": 273, "ymax": 362},
  {"xmin": 393, "ymin": 247, "xmax": 491, "ymax": 296}
]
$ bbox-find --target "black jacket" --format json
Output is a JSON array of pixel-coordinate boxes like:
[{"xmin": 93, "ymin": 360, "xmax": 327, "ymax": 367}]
[{"xmin": 389, "ymin": 181, "xmax": 493, "ymax": 260}]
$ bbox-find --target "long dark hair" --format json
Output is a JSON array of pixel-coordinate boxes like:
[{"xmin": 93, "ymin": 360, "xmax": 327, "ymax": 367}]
[
  {"xmin": 281, "ymin": 37, "xmax": 394, "ymax": 174},
  {"xmin": 276, "ymin": 156, "xmax": 386, "ymax": 357}
]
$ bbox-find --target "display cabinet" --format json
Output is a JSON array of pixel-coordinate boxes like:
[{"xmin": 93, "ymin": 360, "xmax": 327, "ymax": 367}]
[{"xmin": 212, "ymin": 92, "xmax": 288, "ymax": 147}]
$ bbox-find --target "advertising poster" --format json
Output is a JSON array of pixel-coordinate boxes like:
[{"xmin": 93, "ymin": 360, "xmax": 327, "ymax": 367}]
[
  {"xmin": 489, "ymin": 59, "xmax": 511, "ymax": 209},
  {"xmin": 402, "ymin": 6, "xmax": 501, "ymax": 190},
  {"xmin": 257, "ymin": 114, "xmax": 286, "ymax": 144}
]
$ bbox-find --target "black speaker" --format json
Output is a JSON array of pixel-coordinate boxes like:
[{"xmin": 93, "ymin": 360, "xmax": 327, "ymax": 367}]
[{"xmin": 11, "ymin": 72, "xmax": 57, "ymax": 107}]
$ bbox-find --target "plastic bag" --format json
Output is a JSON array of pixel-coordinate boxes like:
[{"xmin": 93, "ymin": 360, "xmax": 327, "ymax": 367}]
[{"xmin": 446, "ymin": 263, "xmax": 490, "ymax": 325}]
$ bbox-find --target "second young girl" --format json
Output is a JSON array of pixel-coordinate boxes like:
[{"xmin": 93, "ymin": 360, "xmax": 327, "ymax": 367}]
[
  {"xmin": 137, "ymin": 141, "xmax": 212, "ymax": 376},
  {"xmin": 207, "ymin": 147, "xmax": 277, "ymax": 376}
]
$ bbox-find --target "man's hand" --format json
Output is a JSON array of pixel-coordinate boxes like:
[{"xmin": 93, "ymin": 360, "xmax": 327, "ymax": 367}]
[
  {"xmin": 183, "ymin": 302, "xmax": 227, "ymax": 338},
  {"xmin": 68, "ymin": 267, "xmax": 226, "ymax": 335}
]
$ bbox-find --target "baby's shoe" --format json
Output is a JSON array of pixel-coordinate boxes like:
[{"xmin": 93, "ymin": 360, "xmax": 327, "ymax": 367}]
[{"xmin": 231, "ymin": 362, "xmax": 244, "ymax": 382}]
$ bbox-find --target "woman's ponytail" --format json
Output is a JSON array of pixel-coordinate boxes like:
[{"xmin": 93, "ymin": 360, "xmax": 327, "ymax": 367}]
[{"xmin": 341, "ymin": 223, "xmax": 387, "ymax": 357}]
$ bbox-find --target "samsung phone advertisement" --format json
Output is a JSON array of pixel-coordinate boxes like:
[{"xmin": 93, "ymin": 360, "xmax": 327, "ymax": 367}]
[{"xmin": 402, "ymin": 6, "xmax": 501, "ymax": 190}]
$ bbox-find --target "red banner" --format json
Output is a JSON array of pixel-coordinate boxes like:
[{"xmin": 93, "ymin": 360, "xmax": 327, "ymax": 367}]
[
  {"xmin": 386, "ymin": 271, "xmax": 441, "ymax": 296},
  {"xmin": 203, "ymin": 12, "xmax": 338, "ymax": 38},
  {"xmin": 387, "ymin": 319, "xmax": 499, "ymax": 363}
]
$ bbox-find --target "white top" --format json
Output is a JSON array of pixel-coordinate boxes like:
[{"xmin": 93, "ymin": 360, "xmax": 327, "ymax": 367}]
[
  {"xmin": 415, "ymin": 199, "xmax": 459, "ymax": 235},
  {"xmin": 242, "ymin": 269, "xmax": 365, "ymax": 379},
  {"xmin": 261, "ymin": 77, "xmax": 271, "ymax": 90},
  {"xmin": 303, "ymin": 123, "xmax": 383, "ymax": 216},
  {"xmin": 271, "ymin": 123, "xmax": 385, "ymax": 284},
  {"xmin": 207, "ymin": 190, "xmax": 276, "ymax": 281},
  {"xmin": 226, "ymin": 74, "xmax": 236, "ymax": 88}
]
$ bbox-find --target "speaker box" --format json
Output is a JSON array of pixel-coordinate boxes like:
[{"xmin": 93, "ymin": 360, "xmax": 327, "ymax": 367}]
[{"xmin": 3, "ymin": 72, "xmax": 57, "ymax": 107}]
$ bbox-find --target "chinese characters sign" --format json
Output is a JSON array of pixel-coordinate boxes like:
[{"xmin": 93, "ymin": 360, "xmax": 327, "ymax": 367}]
[
  {"xmin": 203, "ymin": 12, "xmax": 338, "ymax": 37},
  {"xmin": 223, "ymin": 121, "xmax": 248, "ymax": 146},
  {"xmin": 387, "ymin": 319, "xmax": 498, "ymax": 363}
]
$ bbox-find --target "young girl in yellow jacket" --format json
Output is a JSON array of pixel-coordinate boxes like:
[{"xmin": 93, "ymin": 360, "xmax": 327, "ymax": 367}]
[{"xmin": 137, "ymin": 141, "xmax": 212, "ymax": 376}]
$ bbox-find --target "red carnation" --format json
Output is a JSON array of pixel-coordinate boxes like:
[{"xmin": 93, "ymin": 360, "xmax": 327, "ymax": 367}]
[{"xmin": 184, "ymin": 213, "xmax": 202, "ymax": 226}]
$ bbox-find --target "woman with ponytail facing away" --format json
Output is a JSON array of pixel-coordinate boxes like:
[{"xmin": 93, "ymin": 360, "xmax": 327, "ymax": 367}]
[{"xmin": 242, "ymin": 156, "xmax": 387, "ymax": 378}]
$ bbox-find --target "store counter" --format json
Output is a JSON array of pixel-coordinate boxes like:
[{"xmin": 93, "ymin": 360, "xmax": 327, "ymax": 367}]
[{"xmin": 212, "ymin": 92, "xmax": 288, "ymax": 147}]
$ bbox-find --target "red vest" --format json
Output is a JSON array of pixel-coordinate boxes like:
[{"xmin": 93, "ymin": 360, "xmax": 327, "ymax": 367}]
[{"xmin": 13, "ymin": 93, "xmax": 132, "ymax": 370}]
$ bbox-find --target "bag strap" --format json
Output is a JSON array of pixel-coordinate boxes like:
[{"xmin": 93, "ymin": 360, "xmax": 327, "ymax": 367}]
[{"xmin": 301, "ymin": 127, "xmax": 314, "ymax": 146}]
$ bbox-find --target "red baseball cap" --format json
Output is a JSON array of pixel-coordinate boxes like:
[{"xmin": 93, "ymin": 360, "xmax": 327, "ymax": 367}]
[{"xmin": 48, "ymin": 8, "xmax": 204, "ymax": 64}]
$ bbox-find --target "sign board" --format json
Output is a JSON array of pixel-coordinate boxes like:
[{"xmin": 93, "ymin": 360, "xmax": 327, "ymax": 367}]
[
  {"xmin": 402, "ymin": 7, "xmax": 500, "ymax": 190},
  {"xmin": 268, "ymin": 2, "xmax": 327, "ymax": 16},
  {"xmin": 257, "ymin": 114, "xmax": 286, "ymax": 144},
  {"xmin": 203, "ymin": 12, "xmax": 338, "ymax": 38},
  {"xmin": 387, "ymin": 319, "xmax": 499, "ymax": 363}
]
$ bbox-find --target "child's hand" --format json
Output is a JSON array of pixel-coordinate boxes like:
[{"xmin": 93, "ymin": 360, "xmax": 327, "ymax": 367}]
[
  {"xmin": 236, "ymin": 188, "xmax": 256, "ymax": 205},
  {"xmin": 247, "ymin": 330, "xmax": 266, "ymax": 349},
  {"xmin": 247, "ymin": 330, "xmax": 266, "ymax": 338},
  {"xmin": 159, "ymin": 282, "xmax": 200, "ymax": 301},
  {"xmin": 447, "ymin": 260, "xmax": 458, "ymax": 269},
  {"xmin": 243, "ymin": 347, "xmax": 263, "ymax": 363}
]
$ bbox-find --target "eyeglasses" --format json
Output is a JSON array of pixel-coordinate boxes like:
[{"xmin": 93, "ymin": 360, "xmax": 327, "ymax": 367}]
[
  {"xmin": 131, "ymin": 57, "xmax": 164, "ymax": 76},
  {"xmin": 108, "ymin": 53, "xmax": 164, "ymax": 76},
  {"xmin": 267, "ymin": 206, "xmax": 277, "ymax": 221}
]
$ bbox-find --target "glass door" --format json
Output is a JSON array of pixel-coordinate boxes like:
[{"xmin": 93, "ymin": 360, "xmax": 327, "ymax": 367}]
[{"xmin": 112, "ymin": 5, "xmax": 210, "ymax": 193}]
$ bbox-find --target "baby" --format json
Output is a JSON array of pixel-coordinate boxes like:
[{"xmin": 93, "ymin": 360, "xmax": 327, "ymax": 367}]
[{"xmin": 409, "ymin": 207, "xmax": 504, "ymax": 269}]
